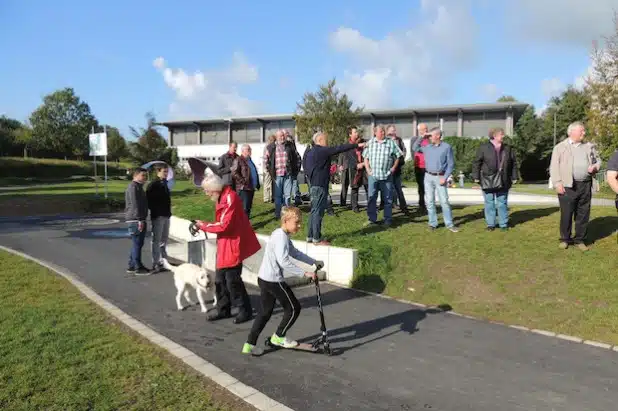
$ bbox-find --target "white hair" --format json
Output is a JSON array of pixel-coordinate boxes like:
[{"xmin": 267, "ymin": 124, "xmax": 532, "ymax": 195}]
[
  {"xmin": 312, "ymin": 131, "xmax": 323, "ymax": 144},
  {"xmin": 241, "ymin": 144, "xmax": 251, "ymax": 151},
  {"xmin": 567, "ymin": 121, "xmax": 585, "ymax": 135},
  {"xmin": 201, "ymin": 171, "xmax": 224, "ymax": 192}
]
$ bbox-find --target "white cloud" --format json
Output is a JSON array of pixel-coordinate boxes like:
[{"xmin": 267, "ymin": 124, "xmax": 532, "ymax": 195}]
[
  {"xmin": 506, "ymin": 0, "xmax": 618, "ymax": 46},
  {"xmin": 480, "ymin": 83, "xmax": 501, "ymax": 101},
  {"xmin": 153, "ymin": 52, "xmax": 261, "ymax": 120},
  {"xmin": 329, "ymin": 0, "xmax": 478, "ymax": 108},
  {"xmin": 541, "ymin": 78, "xmax": 565, "ymax": 99}
]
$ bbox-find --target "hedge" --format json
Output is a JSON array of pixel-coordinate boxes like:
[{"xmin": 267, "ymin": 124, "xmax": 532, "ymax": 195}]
[{"xmin": 0, "ymin": 157, "xmax": 130, "ymax": 179}]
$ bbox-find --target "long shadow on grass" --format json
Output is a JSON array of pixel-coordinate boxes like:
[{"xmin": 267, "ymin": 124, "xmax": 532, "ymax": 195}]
[
  {"xmin": 508, "ymin": 207, "xmax": 559, "ymax": 227},
  {"xmin": 299, "ymin": 304, "xmax": 452, "ymax": 355},
  {"xmin": 587, "ymin": 216, "xmax": 618, "ymax": 243}
]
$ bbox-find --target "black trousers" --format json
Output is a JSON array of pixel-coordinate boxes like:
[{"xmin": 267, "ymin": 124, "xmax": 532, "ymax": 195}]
[
  {"xmin": 215, "ymin": 264, "xmax": 252, "ymax": 318},
  {"xmin": 558, "ymin": 180, "xmax": 592, "ymax": 244},
  {"xmin": 246, "ymin": 278, "xmax": 301, "ymax": 345},
  {"xmin": 415, "ymin": 167, "xmax": 426, "ymax": 210},
  {"xmin": 238, "ymin": 189, "xmax": 254, "ymax": 218},
  {"xmin": 340, "ymin": 168, "xmax": 351, "ymax": 206}
]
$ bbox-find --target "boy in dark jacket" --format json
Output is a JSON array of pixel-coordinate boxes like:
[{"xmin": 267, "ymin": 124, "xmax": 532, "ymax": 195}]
[
  {"xmin": 147, "ymin": 164, "xmax": 172, "ymax": 272},
  {"xmin": 125, "ymin": 167, "xmax": 149, "ymax": 275}
]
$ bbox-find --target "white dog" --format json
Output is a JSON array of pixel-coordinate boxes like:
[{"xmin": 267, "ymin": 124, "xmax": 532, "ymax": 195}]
[{"xmin": 161, "ymin": 259, "xmax": 216, "ymax": 313}]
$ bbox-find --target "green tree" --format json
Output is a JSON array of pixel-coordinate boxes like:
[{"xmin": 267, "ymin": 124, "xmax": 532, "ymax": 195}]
[
  {"xmin": 293, "ymin": 78, "xmax": 363, "ymax": 146},
  {"xmin": 103, "ymin": 125, "xmax": 129, "ymax": 162},
  {"xmin": 508, "ymin": 105, "xmax": 545, "ymax": 179},
  {"xmin": 29, "ymin": 87, "xmax": 98, "ymax": 158},
  {"xmin": 586, "ymin": 14, "xmax": 618, "ymax": 159},
  {"xmin": 539, "ymin": 86, "xmax": 590, "ymax": 157},
  {"xmin": 129, "ymin": 113, "xmax": 177, "ymax": 166},
  {"xmin": 497, "ymin": 95, "xmax": 517, "ymax": 102},
  {"xmin": 12, "ymin": 122, "xmax": 35, "ymax": 158},
  {"xmin": 0, "ymin": 116, "xmax": 22, "ymax": 155}
]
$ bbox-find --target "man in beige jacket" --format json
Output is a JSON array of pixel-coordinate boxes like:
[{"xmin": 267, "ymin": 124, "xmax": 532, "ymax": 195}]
[{"xmin": 549, "ymin": 121, "xmax": 601, "ymax": 251}]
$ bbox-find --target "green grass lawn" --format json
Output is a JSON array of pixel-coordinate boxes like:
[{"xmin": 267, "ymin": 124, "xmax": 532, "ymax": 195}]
[
  {"xmin": 0, "ymin": 250, "xmax": 255, "ymax": 411},
  {"xmin": 173, "ymin": 187, "xmax": 618, "ymax": 345}
]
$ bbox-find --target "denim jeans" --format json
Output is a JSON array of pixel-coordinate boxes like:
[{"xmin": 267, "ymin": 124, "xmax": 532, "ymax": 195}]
[
  {"xmin": 307, "ymin": 185, "xmax": 328, "ymax": 242},
  {"xmin": 483, "ymin": 190, "xmax": 509, "ymax": 228},
  {"xmin": 424, "ymin": 174, "xmax": 453, "ymax": 228},
  {"xmin": 238, "ymin": 189, "xmax": 255, "ymax": 218},
  {"xmin": 391, "ymin": 173, "xmax": 407, "ymax": 211},
  {"xmin": 128, "ymin": 221, "xmax": 147, "ymax": 269},
  {"xmin": 367, "ymin": 175, "xmax": 394, "ymax": 225},
  {"xmin": 291, "ymin": 176, "xmax": 301, "ymax": 205},
  {"xmin": 151, "ymin": 217, "xmax": 169, "ymax": 266},
  {"xmin": 274, "ymin": 175, "xmax": 292, "ymax": 218}
]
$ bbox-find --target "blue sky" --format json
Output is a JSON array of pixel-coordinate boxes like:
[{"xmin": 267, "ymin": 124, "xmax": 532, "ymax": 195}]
[{"xmin": 1, "ymin": 0, "xmax": 615, "ymax": 139}]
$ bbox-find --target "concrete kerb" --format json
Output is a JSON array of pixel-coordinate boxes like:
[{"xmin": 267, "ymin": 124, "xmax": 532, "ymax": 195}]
[{"xmin": 0, "ymin": 245, "xmax": 295, "ymax": 411}]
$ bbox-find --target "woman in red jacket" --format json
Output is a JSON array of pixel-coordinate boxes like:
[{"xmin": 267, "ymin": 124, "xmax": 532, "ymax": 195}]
[{"xmin": 193, "ymin": 172, "xmax": 261, "ymax": 323}]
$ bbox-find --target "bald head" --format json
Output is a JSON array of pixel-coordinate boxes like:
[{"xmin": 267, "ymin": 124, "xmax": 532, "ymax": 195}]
[{"xmin": 417, "ymin": 123, "xmax": 428, "ymax": 136}]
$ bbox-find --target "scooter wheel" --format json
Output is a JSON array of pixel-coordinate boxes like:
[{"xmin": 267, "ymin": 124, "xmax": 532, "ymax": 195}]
[
  {"xmin": 264, "ymin": 338, "xmax": 274, "ymax": 347},
  {"xmin": 324, "ymin": 346, "xmax": 332, "ymax": 356}
]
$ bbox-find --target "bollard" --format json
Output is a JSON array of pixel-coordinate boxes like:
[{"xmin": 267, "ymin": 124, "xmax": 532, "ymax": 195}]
[{"xmin": 459, "ymin": 171, "xmax": 465, "ymax": 188}]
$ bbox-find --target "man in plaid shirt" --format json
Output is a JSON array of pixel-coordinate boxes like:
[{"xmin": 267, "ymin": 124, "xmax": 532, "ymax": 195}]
[{"xmin": 363, "ymin": 125, "xmax": 403, "ymax": 227}]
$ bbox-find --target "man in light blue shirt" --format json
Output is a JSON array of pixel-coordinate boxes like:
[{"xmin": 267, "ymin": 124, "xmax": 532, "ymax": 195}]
[{"xmin": 412, "ymin": 127, "xmax": 458, "ymax": 232}]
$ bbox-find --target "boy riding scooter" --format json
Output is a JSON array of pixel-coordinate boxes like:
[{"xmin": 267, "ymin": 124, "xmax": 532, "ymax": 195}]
[{"xmin": 242, "ymin": 206, "xmax": 324, "ymax": 355}]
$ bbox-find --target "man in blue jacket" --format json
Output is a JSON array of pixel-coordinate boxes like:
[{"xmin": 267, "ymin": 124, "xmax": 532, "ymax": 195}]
[{"xmin": 304, "ymin": 131, "xmax": 365, "ymax": 245}]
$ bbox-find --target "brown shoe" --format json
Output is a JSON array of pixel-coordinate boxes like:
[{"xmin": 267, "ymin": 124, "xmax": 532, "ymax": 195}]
[
  {"xmin": 576, "ymin": 243, "xmax": 589, "ymax": 251},
  {"xmin": 313, "ymin": 240, "xmax": 331, "ymax": 246},
  {"xmin": 558, "ymin": 242, "xmax": 569, "ymax": 249}
]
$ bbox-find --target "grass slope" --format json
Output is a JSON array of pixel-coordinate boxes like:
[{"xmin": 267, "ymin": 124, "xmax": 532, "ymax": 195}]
[{"xmin": 0, "ymin": 250, "xmax": 255, "ymax": 411}]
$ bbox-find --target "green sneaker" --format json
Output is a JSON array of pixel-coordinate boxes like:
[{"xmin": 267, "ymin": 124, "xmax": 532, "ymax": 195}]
[
  {"xmin": 241, "ymin": 343, "xmax": 263, "ymax": 356},
  {"xmin": 270, "ymin": 334, "xmax": 298, "ymax": 348}
]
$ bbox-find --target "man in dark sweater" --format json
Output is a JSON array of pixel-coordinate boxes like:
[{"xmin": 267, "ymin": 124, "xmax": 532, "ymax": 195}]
[
  {"xmin": 147, "ymin": 164, "xmax": 172, "ymax": 273},
  {"xmin": 218, "ymin": 142, "xmax": 238, "ymax": 189},
  {"xmin": 125, "ymin": 167, "xmax": 149, "ymax": 275},
  {"xmin": 304, "ymin": 131, "xmax": 365, "ymax": 245}
]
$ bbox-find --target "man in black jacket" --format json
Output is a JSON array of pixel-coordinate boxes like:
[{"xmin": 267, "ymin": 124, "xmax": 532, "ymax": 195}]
[
  {"xmin": 125, "ymin": 167, "xmax": 149, "ymax": 275},
  {"xmin": 147, "ymin": 164, "xmax": 172, "ymax": 272},
  {"xmin": 386, "ymin": 124, "xmax": 410, "ymax": 215},
  {"xmin": 472, "ymin": 127, "xmax": 519, "ymax": 231},
  {"xmin": 218, "ymin": 142, "xmax": 238, "ymax": 189},
  {"xmin": 305, "ymin": 131, "xmax": 365, "ymax": 245},
  {"xmin": 338, "ymin": 126, "xmax": 368, "ymax": 212}
]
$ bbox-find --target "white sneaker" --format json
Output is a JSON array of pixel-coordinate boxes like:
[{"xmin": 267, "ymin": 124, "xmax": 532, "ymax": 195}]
[{"xmin": 270, "ymin": 334, "xmax": 299, "ymax": 348}]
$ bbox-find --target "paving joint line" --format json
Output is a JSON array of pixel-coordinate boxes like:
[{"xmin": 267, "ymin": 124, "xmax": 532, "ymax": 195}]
[
  {"xmin": 326, "ymin": 281, "xmax": 618, "ymax": 353},
  {"xmin": 0, "ymin": 245, "xmax": 294, "ymax": 411}
]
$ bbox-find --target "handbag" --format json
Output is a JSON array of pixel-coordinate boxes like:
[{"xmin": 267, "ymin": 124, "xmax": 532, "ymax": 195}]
[{"xmin": 480, "ymin": 149, "xmax": 506, "ymax": 191}]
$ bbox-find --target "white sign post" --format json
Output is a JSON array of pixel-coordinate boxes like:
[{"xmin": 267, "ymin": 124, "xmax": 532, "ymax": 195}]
[{"xmin": 89, "ymin": 130, "xmax": 109, "ymax": 198}]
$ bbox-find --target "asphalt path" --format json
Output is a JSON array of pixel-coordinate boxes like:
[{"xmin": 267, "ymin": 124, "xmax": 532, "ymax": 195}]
[{"xmin": 1, "ymin": 214, "xmax": 616, "ymax": 411}]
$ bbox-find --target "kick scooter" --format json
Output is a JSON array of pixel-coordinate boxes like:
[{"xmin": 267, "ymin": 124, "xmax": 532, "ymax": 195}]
[{"xmin": 264, "ymin": 267, "xmax": 333, "ymax": 355}]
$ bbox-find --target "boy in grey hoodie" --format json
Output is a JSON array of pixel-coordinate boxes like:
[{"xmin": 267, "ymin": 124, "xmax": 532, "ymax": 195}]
[
  {"xmin": 242, "ymin": 206, "xmax": 324, "ymax": 355},
  {"xmin": 125, "ymin": 167, "xmax": 149, "ymax": 274}
]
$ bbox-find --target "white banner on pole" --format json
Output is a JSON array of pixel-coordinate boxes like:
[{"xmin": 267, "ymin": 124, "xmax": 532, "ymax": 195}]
[{"xmin": 89, "ymin": 132, "xmax": 108, "ymax": 156}]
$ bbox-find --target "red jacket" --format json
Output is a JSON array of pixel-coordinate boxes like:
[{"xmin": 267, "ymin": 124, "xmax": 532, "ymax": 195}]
[
  {"xmin": 414, "ymin": 137, "xmax": 430, "ymax": 169},
  {"xmin": 196, "ymin": 186, "xmax": 261, "ymax": 269}
]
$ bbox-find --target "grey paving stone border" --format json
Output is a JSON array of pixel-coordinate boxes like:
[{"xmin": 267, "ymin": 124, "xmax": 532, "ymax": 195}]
[
  {"xmin": 331, "ymin": 282, "xmax": 618, "ymax": 353},
  {"xmin": 0, "ymin": 245, "xmax": 294, "ymax": 411}
]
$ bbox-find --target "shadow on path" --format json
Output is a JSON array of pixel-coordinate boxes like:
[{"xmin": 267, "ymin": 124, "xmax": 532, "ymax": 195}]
[{"xmin": 299, "ymin": 304, "xmax": 452, "ymax": 355}]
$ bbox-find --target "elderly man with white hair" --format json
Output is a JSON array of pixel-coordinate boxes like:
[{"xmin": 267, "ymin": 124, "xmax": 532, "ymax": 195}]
[
  {"xmin": 549, "ymin": 121, "xmax": 601, "ymax": 251},
  {"xmin": 304, "ymin": 130, "xmax": 365, "ymax": 245},
  {"xmin": 192, "ymin": 172, "xmax": 261, "ymax": 323}
]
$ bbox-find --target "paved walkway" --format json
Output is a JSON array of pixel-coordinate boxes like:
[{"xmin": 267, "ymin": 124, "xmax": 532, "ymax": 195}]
[
  {"xmin": 330, "ymin": 185, "xmax": 616, "ymax": 207},
  {"xmin": 1, "ymin": 215, "xmax": 617, "ymax": 411}
]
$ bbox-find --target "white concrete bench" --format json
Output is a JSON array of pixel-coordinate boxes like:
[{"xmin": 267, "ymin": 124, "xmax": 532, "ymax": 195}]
[{"xmin": 167, "ymin": 216, "xmax": 358, "ymax": 287}]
